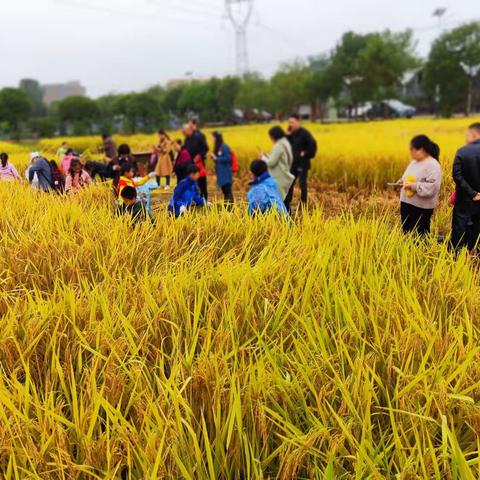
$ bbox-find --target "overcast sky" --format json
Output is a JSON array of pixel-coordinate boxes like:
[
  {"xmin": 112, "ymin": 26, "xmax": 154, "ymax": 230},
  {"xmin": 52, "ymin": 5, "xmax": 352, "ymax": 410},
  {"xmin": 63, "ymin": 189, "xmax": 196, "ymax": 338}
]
[{"xmin": 1, "ymin": 0, "xmax": 478, "ymax": 97}]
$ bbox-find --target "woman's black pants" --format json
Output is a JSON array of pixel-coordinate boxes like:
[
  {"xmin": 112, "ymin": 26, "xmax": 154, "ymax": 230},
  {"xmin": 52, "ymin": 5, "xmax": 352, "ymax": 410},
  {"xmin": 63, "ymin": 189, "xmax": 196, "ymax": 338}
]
[{"xmin": 400, "ymin": 202, "xmax": 433, "ymax": 236}]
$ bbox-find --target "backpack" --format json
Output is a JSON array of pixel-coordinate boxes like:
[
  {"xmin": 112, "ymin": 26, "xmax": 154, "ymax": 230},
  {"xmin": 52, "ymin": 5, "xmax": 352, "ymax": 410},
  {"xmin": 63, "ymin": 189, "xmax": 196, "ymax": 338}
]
[
  {"xmin": 231, "ymin": 150, "xmax": 239, "ymax": 174},
  {"xmin": 50, "ymin": 161, "xmax": 65, "ymax": 193}
]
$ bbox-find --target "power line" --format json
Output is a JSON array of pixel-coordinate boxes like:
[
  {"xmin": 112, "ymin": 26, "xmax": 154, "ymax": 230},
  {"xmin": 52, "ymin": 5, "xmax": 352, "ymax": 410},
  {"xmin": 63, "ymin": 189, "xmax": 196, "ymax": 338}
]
[
  {"xmin": 146, "ymin": 0, "xmax": 220, "ymax": 22},
  {"xmin": 254, "ymin": 21, "xmax": 319, "ymax": 53},
  {"xmin": 54, "ymin": 0, "xmax": 222, "ymax": 31}
]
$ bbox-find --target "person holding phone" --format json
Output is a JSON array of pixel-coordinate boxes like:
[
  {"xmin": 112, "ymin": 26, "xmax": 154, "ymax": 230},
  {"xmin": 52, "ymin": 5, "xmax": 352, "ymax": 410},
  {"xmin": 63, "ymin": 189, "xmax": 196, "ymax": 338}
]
[
  {"xmin": 259, "ymin": 126, "xmax": 295, "ymax": 203},
  {"xmin": 397, "ymin": 135, "xmax": 442, "ymax": 236}
]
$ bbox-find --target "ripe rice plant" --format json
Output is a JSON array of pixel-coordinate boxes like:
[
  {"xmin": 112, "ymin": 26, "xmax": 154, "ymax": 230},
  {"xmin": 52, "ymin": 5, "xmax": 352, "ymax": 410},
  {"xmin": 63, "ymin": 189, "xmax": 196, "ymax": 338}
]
[
  {"xmin": 1, "ymin": 181, "xmax": 480, "ymax": 478},
  {"xmin": 34, "ymin": 116, "xmax": 480, "ymax": 190}
]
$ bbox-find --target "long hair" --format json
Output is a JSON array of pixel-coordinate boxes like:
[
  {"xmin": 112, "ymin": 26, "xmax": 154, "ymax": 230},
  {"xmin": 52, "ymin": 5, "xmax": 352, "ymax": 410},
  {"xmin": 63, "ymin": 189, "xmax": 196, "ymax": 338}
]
[
  {"xmin": 213, "ymin": 131, "xmax": 224, "ymax": 154},
  {"xmin": 0, "ymin": 153, "xmax": 8, "ymax": 168},
  {"xmin": 411, "ymin": 135, "xmax": 440, "ymax": 161},
  {"xmin": 158, "ymin": 129, "xmax": 171, "ymax": 140},
  {"xmin": 68, "ymin": 159, "xmax": 82, "ymax": 177}
]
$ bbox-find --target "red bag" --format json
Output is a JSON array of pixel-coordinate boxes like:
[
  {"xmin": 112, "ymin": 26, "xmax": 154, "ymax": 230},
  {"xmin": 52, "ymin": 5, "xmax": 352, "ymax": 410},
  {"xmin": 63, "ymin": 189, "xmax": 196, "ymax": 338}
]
[
  {"xmin": 449, "ymin": 191, "xmax": 457, "ymax": 207},
  {"xmin": 231, "ymin": 150, "xmax": 239, "ymax": 174},
  {"xmin": 194, "ymin": 155, "xmax": 207, "ymax": 178}
]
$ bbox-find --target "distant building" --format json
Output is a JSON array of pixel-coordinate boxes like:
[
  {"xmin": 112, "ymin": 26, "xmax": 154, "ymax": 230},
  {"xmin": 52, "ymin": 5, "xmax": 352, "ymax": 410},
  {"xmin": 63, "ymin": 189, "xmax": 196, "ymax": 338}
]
[
  {"xmin": 401, "ymin": 68, "xmax": 423, "ymax": 99},
  {"xmin": 42, "ymin": 81, "xmax": 86, "ymax": 105}
]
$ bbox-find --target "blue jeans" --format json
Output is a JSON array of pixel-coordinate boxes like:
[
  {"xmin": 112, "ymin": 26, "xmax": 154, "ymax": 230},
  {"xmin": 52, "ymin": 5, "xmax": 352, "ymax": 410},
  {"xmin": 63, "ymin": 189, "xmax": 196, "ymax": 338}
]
[{"xmin": 451, "ymin": 207, "xmax": 480, "ymax": 251}]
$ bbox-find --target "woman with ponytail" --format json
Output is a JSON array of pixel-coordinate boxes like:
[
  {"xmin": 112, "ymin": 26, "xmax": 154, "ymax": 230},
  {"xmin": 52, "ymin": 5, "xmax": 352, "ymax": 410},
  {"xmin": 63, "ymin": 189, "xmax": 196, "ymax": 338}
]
[
  {"xmin": 398, "ymin": 135, "xmax": 442, "ymax": 236},
  {"xmin": 0, "ymin": 153, "xmax": 22, "ymax": 182}
]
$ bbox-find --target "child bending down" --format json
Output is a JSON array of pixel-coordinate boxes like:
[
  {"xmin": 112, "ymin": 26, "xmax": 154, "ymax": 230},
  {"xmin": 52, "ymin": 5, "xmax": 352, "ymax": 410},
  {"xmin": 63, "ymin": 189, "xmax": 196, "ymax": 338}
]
[
  {"xmin": 120, "ymin": 186, "xmax": 154, "ymax": 225},
  {"xmin": 116, "ymin": 164, "xmax": 155, "ymax": 203},
  {"xmin": 247, "ymin": 160, "xmax": 289, "ymax": 217},
  {"xmin": 168, "ymin": 165, "xmax": 208, "ymax": 218}
]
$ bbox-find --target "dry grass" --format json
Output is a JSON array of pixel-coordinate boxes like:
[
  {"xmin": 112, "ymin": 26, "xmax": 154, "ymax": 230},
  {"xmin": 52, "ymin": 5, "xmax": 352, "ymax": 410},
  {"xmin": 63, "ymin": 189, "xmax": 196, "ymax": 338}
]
[{"xmin": 0, "ymin": 180, "xmax": 479, "ymax": 478}]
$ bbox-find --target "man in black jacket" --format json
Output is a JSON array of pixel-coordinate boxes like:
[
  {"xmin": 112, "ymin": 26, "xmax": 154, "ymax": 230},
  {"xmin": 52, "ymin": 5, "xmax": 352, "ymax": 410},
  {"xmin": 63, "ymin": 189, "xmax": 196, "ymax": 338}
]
[
  {"xmin": 285, "ymin": 114, "xmax": 317, "ymax": 211},
  {"xmin": 451, "ymin": 123, "xmax": 480, "ymax": 252},
  {"xmin": 189, "ymin": 119, "xmax": 209, "ymax": 158},
  {"xmin": 183, "ymin": 123, "xmax": 209, "ymax": 199}
]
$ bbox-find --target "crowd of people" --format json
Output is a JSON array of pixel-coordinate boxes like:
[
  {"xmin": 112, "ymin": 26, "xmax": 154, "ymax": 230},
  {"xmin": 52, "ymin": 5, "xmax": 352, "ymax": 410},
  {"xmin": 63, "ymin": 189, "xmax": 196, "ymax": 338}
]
[{"xmin": 1, "ymin": 118, "xmax": 480, "ymax": 255}]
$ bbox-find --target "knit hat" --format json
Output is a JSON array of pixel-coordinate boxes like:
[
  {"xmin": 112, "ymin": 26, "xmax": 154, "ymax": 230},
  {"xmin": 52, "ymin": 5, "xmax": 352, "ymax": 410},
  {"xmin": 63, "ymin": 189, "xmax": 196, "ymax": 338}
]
[{"xmin": 30, "ymin": 152, "xmax": 41, "ymax": 162}]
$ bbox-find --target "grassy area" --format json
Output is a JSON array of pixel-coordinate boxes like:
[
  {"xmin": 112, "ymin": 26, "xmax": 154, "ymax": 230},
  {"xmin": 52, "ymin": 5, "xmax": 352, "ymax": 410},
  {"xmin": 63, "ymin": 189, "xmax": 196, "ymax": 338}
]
[
  {"xmin": 1, "ymin": 118, "xmax": 480, "ymax": 477},
  {"xmin": 0, "ymin": 182, "xmax": 480, "ymax": 478}
]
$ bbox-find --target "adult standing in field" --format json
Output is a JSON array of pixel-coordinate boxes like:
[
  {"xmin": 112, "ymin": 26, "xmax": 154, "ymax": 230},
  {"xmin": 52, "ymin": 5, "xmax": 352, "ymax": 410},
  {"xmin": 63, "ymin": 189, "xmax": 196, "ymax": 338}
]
[
  {"xmin": 153, "ymin": 130, "xmax": 174, "ymax": 189},
  {"xmin": 190, "ymin": 119, "xmax": 209, "ymax": 197},
  {"xmin": 260, "ymin": 126, "xmax": 295, "ymax": 202},
  {"xmin": 183, "ymin": 124, "xmax": 208, "ymax": 200},
  {"xmin": 0, "ymin": 153, "xmax": 22, "ymax": 182},
  {"xmin": 209, "ymin": 131, "xmax": 234, "ymax": 205},
  {"xmin": 451, "ymin": 123, "xmax": 480, "ymax": 252},
  {"xmin": 189, "ymin": 119, "xmax": 209, "ymax": 161},
  {"xmin": 28, "ymin": 152, "xmax": 54, "ymax": 192},
  {"xmin": 172, "ymin": 139, "xmax": 193, "ymax": 183},
  {"xmin": 102, "ymin": 133, "xmax": 117, "ymax": 161},
  {"xmin": 285, "ymin": 114, "xmax": 317, "ymax": 211},
  {"xmin": 398, "ymin": 135, "xmax": 442, "ymax": 236}
]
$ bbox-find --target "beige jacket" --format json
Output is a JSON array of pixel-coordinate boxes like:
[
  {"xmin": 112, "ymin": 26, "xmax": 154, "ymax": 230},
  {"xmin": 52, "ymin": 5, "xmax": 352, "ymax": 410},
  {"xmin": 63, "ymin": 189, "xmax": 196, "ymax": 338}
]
[{"xmin": 263, "ymin": 138, "xmax": 295, "ymax": 200}]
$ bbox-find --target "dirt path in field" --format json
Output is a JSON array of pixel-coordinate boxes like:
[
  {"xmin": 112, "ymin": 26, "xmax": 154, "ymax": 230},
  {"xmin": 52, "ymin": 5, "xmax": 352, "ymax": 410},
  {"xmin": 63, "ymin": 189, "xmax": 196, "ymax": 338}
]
[{"xmin": 151, "ymin": 173, "xmax": 400, "ymax": 219}]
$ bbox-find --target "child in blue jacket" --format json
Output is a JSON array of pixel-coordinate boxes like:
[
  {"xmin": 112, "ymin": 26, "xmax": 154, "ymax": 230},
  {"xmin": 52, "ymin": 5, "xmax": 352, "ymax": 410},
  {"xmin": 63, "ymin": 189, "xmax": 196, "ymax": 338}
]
[
  {"xmin": 168, "ymin": 164, "xmax": 207, "ymax": 217},
  {"xmin": 247, "ymin": 160, "xmax": 289, "ymax": 217}
]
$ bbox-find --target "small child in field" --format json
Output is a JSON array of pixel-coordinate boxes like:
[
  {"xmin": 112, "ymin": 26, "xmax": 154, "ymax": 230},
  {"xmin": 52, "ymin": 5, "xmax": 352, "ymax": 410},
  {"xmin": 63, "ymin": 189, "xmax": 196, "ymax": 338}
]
[
  {"xmin": 60, "ymin": 149, "xmax": 75, "ymax": 175},
  {"xmin": 247, "ymin": 160, "xmax": 289, "ymax": 217},
  {"xmin": 120, "ymin": 186, "xmax": 154, "ymax": 225},
  {"xmin": 168, "ymin": 164, "xmax": 207, "ymax": 217},
  {"xmin": 0, "ymin": 153, "xmax": 22, "ymax": 182},
  {"xmin": 116, "ymin": 164, "xmax": 155, "ymax": 203},
  {"xmin": 65, "ymin": 159, "xmax": 92, "ymax": 195}
]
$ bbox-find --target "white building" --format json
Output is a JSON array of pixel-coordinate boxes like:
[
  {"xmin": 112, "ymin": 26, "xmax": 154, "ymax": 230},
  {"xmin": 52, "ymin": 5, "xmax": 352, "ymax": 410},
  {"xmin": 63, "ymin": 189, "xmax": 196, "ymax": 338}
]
[{"xmin": 42, "ymin": 81, "xmax": 87, "ymax": 105}]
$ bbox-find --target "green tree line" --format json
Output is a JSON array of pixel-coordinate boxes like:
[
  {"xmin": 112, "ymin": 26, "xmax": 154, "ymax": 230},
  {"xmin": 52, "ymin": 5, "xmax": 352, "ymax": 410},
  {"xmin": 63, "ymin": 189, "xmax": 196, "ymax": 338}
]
[{"xmin": 0, "ymin": 22, "xmax": 479, "ymax": 139}]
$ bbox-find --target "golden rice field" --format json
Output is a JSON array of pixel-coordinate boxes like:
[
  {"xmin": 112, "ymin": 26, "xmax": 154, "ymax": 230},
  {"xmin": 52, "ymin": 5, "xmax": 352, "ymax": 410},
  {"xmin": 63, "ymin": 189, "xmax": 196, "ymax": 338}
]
[
  {"xmin": 26, "ymin": 116, "xmax": 480, "ymax": 187},
  {"xmin": 1, "ymin": 119, "xmax": 480, "ymax": 478}
]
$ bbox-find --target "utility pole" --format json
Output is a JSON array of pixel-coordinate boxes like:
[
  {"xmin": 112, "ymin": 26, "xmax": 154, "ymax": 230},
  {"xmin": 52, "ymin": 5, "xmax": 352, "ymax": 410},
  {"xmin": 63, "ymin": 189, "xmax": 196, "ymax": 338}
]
[
  {"xmin": 225, "ymin": 0, "xmax": 254, "ymax": 76},
  {"xmin": 460, "ymin": 62, "xmax": 480, "ymax": 117},
  {"xmin": 432, "ymin": 7, "xmax": 447, "ymax": 117}
]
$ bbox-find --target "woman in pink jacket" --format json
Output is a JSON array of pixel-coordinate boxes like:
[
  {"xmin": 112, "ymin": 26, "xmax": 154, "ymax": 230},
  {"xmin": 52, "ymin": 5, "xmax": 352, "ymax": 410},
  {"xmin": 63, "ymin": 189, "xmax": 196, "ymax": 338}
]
[
  {"xmin": 65, "ymin": 159, "xmax": 92, "ymax": 195},
  {"xmin": 0, "ymin": 153, "xmax": 22, "ymax": 182}
]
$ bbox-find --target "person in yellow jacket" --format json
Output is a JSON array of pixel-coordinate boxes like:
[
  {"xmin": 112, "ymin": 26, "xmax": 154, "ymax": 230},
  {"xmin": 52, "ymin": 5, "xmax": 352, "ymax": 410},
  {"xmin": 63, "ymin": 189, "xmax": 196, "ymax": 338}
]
[{"xmin": 116, "ymin": 164, "xmax": 155, "ymax": 204}]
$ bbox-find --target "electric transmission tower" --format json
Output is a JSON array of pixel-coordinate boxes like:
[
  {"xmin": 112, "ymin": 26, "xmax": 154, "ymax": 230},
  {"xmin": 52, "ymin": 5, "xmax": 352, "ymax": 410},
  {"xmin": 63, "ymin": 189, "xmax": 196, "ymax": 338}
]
[{"xmin": 225, "ymin": 0, "xmax": 254, "ymax": 76}]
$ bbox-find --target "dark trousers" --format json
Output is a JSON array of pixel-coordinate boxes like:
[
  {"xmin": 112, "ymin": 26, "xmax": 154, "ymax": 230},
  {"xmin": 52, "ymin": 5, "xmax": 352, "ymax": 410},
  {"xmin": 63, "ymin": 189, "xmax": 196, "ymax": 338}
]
[
  {"xmin": 156, "ymin": 175, "xmax": 171, "ymax": 187},
  {"xmin": 451, "ymin": 208, "xmax": 480, "ymax": 251},
  {"xmin": 198, "ymin": 176, "xmax": 208, "ymax": 200},
  {"xmin": 285, "ymin": 167, "xmax": 308, "ymax": 211},
  {"xmin": 221, "ymin": 183, "xmax": 234, "ymax": 205},
  {"xmin": 86, "ymin": 161, "xmax": 114, "ymax": 182},
  {"xmin": 400, "ymin": 202, "xmax": 434, "ymax": 236}
]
